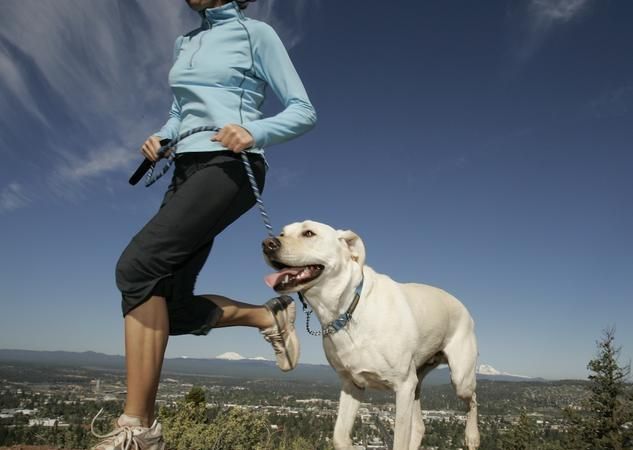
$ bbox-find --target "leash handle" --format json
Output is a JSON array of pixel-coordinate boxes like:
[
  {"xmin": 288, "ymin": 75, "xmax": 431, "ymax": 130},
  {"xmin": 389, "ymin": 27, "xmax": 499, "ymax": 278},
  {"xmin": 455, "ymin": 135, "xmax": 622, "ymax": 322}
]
[
  {"xmin": 128, "ymin": 126, "xmax": 221, "ymax": 187},
  {"xmin": 128, "ymin": 138, "xmax": 171, "ymax": 186},
  {"xmin": 128, "ymin": 158, "xmax": 154, "ymax": 186}
]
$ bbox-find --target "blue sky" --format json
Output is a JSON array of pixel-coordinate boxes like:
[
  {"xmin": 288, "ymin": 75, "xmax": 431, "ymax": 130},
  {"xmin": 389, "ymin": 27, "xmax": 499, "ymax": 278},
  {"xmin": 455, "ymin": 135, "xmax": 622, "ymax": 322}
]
[{"xmin": 0, "ymin": 0, "xmax": 631, "ymax": 380}]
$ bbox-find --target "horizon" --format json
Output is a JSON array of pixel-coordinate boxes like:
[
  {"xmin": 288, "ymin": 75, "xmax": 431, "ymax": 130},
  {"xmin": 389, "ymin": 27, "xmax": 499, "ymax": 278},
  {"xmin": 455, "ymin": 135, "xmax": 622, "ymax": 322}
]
[
  {"xmin": 1, "ymin": 0, "xmax": 632, "ymax": 381},
  {"xmin": 0, "ymin": 347, "xmax": 562, "ymax": 381}
]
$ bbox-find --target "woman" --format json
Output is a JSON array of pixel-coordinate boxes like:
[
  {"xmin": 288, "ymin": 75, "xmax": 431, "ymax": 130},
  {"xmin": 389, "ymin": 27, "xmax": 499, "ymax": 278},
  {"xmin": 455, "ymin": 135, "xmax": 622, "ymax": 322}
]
[{"xmin": 91, "ymin": 1, "xmax": 316, "ymax": 448}]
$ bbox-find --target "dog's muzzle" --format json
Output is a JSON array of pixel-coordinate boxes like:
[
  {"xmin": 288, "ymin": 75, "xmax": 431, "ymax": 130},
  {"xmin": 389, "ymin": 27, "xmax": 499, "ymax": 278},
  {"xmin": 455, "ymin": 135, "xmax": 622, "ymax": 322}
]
[{"xmin": 262, "ymin": 237, "xmax": 281, "ymax": 256}]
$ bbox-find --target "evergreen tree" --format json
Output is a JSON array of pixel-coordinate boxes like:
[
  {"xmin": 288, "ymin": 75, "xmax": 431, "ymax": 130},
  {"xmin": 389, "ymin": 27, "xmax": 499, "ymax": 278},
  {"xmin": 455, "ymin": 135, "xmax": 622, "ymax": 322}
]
[
  {"xmin": 563, "ymin": 327, "xmax": 633, "ymax": 450},
  {"xmin": 185, "ymin": 385, "xmax": 207, "ymax": 405},
  {"xmin": 500, "ymin": 411, "xmax": 538, "ymax": 450}
]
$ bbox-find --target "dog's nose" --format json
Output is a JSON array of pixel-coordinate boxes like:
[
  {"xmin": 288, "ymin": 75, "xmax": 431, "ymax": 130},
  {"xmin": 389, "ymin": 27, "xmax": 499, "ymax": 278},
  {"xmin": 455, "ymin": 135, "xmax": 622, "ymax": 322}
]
[{"xmin": 262, "ymin": 237, "xmax": 281, "ymax": 255}]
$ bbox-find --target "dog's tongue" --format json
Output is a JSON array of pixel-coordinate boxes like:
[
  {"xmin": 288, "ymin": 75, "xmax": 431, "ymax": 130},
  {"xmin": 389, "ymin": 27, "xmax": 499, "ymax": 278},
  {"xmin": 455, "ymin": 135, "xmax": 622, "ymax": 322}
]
[{"xmin": 265, "ymin": 267, "xmax": 303, "ymax": 288}]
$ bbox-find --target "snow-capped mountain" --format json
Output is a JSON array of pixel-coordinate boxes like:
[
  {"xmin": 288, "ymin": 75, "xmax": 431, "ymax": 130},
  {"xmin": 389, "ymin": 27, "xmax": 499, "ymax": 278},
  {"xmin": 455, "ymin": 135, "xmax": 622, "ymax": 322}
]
[
  {"xmin": 215, "ymin": 352, "xmax": 269, "ymax": 361},
  {"xmin": 477, "ymin": 364, "xmax": 531, "ymax": 379},
  {"xmin": 216, "ymin": 352, "xmax": 245, "ymax": 360}
]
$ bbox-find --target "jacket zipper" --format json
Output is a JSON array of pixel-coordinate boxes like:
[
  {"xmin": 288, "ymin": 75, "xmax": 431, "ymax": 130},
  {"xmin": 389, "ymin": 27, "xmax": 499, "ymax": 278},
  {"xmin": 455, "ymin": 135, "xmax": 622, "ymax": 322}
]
[{"xmin": 189, "ymin": 19, "xmax": 212, "ymax": 68}]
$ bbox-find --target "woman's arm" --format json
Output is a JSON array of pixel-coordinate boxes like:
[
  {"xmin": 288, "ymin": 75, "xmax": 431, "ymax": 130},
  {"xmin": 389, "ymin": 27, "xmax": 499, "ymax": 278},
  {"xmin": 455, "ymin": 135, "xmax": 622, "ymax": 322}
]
[
  {"xmin": 240, "ymin": 22, "xmax": 317, "ymax": 148},
  {"xmin": 154, "ymin": 96, "xmax": 182, "ymax": 142},
  {"xmin": 154, "ymin": 36, "xmax": 184, "ymax": 141}
]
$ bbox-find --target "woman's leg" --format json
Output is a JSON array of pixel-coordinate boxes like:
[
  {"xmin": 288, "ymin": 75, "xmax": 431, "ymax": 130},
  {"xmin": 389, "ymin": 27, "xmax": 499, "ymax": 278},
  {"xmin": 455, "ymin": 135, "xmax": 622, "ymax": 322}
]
[
  {"xmin": 123, "ymin": 295, "xmax": 169, "ymax": 427},
  {"xmin": 164, "ymin": 154, "xmax": 273, "ymax": 335},
  {"xmin": 112, "ymin": 153, "xmax": 279, "ymax": 433},
  {"xmin": 203, "ymin": 295, "xmax": 273, "ymax": 329},
  {"xmin": 201, "ymin": 294, "xmax": 299, "ymax": 372},
  {"xmin": 122, "ymin": 294, "xmax": 275, "ymax": 428}
]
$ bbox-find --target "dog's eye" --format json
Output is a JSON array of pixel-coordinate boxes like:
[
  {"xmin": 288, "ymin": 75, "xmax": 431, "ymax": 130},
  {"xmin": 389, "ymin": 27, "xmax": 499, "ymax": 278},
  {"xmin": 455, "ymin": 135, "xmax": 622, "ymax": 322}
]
[{"xmin": 302, "ymin": 230, "xmax": 315, "ymax": 238}]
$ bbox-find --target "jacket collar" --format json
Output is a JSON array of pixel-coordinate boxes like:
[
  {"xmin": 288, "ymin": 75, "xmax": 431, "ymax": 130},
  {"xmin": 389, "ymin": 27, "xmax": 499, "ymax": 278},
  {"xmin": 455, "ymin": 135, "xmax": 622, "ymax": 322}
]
[{"xmin": 199, "ymin": 2, "xmax": 243, "ymax": 28}]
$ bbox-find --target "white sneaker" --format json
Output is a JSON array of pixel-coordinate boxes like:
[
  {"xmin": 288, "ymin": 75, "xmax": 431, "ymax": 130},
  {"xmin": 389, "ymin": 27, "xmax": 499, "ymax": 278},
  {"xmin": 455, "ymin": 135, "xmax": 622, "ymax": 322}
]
[
  {"xmin": 261, "ymin": 295, "xmax": 300, "ymax": 371},
  {"xmin": 90, "ymin": 408, "xmax": 165, "ymax": 450}
]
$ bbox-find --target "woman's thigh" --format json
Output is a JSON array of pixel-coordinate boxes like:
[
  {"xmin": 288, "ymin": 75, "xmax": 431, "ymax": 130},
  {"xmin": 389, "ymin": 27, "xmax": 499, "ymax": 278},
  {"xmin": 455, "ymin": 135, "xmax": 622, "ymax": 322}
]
[{"xmin": 116, "ymin": 152, "xmax": 265, "ymax": 317}]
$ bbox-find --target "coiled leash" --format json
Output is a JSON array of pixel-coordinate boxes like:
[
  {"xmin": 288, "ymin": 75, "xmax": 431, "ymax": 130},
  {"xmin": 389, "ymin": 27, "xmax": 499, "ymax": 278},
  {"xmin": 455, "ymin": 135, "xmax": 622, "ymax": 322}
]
[{"xmin": 128, "ymin": 126, "xmax": 274, "ymax": 238}]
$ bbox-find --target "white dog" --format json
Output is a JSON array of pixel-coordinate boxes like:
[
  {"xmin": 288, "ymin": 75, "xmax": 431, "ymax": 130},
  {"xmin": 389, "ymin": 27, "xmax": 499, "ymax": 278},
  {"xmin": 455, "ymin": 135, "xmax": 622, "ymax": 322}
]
[{"xmin": 262, "ymin": 220, "xmax": 480, "ymax": 450}]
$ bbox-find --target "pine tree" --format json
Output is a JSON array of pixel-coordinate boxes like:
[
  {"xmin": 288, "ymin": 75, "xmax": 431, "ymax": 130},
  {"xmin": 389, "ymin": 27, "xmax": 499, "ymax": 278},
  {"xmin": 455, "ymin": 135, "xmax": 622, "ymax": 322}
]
[
  {"xmin": 563, "ymin": 327, "xmax": 633, "ymax": 450},
  {"xmin": 500, "ymin": 411, "xmax": 538, "ymax": 450},
  {"xmin": 185, "ymin": 385, "xmax": 207, "ymax": 405}
]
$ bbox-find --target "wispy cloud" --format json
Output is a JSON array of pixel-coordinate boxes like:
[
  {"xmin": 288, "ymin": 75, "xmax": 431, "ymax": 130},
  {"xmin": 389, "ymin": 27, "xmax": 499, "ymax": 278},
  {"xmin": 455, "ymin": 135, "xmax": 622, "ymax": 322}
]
[
  {"xmin": 53, "ymin": 145, "xmax": 139, "ymax": 183},
  {"xmin": 588, "ymin": 84, "xmax": 633, "ymax": 119},
  {"xmin": 45, "ymin": 141, "xmax": 146, "ymax": 202},
  {"xmin": 0, "ymin": 40, "xmax": 51, "ymax": 129},
  {"xmin": 510, "ymin": 0, "xmax": 596, "ymax": 66},
  {"xmin": 530, "ymin": 0, "xmax": 592, "ymax": 22},
  {"xmin": 248, "ymin": 0, "xmax": 321, "ymax": 48},
  {"xmin": 0, "ymin": 1, "xmax": 192, "ymax": 194},
  {"xmin": 0, "ymin": 183, "xmax": 31, "ymax": 214},
  {"xmin": 0, "ymin": 0, "xmax": 316, "ymax": 210}
]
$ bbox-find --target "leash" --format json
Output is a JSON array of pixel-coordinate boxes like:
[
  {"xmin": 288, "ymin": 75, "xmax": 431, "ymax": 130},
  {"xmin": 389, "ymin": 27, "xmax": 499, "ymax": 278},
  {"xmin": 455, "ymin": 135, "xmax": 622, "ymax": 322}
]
[
  {"xmin": 239, "ymin": 148, "xmax": 274, "ymax": 238},
  {"xmin": 129, "ymin": 127, "xmax": 361, "ymax": 336},
  {"xmin": 128, "ymin": 126, "xmax": 274, "ymax": 238},
  {"xmin": 129, "ymin": 126, "xmax": 367, "ymax": 334},
  {"xmin": 298, "ymin": 276, "xmax": 364, "ymax": 337}
]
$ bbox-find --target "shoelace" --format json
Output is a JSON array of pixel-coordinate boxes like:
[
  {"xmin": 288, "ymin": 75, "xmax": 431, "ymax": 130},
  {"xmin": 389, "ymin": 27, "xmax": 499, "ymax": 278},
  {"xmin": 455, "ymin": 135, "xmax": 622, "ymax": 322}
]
[
  {"xmin": 90, "ymin": 408, "xmax": 143, "ymax": 450},
  {"xmin": 262, "ymin": 330, "xmax": 285, "ymax": 353}
]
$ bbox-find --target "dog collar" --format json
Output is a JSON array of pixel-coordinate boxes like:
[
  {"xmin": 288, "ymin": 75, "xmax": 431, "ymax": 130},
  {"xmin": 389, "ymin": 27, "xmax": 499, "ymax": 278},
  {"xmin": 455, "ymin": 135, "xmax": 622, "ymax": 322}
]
[{"xmin": 298, "ymin": 276, "xmax": 364, "ymax": 337}]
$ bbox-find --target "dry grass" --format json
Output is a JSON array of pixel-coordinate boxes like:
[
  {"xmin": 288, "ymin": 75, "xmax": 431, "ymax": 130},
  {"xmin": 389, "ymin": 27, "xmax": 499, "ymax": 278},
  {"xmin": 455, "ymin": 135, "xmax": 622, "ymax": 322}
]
[{"xmin": 0, "ymin": 446, "xmax": 81, "ymax": 450}]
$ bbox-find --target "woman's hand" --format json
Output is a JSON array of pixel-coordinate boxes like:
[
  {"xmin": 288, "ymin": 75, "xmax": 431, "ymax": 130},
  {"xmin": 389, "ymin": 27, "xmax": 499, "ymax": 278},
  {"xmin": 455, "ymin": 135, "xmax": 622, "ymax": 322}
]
[
  {"xmin": 141, "ymin": 135, "xmax": 173, "ymax": 161},
  {"xmin": 211, "ymin": 124, "xmax": 255, "ymax": 153}
]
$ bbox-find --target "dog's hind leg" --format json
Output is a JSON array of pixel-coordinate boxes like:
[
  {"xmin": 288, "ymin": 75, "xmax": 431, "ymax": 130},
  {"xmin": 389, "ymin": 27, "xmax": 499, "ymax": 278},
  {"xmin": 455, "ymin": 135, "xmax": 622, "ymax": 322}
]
[
  {"xmin": 333, "ymin": 380, "xmax": 364, "ymax": 450},
  {"xmin": 444, "ymin": 327, "xmax": 480, "ymax": 450}
]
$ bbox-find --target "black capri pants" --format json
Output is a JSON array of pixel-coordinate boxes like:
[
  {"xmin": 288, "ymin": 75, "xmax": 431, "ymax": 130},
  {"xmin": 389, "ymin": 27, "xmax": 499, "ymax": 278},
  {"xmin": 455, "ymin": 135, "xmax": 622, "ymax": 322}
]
[{"xmin": 115, "ymin": 150, "xmax": 266, "ymax": 336}]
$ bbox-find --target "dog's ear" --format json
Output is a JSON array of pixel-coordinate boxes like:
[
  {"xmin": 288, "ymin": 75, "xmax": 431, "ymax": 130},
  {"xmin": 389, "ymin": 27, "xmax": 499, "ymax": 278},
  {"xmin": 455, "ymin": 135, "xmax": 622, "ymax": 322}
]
[{"xmin": 337, "ymin": 229, "xmax": 366, "ymax": 266}]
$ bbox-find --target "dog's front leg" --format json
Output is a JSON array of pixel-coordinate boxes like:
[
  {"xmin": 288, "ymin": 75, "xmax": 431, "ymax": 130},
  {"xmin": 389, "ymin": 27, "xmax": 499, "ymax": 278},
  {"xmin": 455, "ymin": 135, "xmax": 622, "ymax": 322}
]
[
  {"xmin": 333, "ymin": 380, "xmax": 364, "ymax": 450},
  {"xmin": 393, "ymin": 372, "xmax": 418, "ymax": 450}
]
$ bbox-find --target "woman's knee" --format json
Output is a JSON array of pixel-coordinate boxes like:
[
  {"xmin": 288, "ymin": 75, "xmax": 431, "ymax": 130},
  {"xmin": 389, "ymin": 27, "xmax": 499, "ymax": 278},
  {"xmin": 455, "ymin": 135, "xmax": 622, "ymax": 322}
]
[{"xmin": 115, "ymin": 243, "xmax": 147, "ymax": 293}]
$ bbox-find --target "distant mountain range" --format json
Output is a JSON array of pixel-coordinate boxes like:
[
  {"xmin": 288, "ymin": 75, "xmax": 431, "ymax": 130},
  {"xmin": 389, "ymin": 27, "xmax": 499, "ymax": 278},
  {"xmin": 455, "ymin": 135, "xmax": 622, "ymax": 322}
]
[
  {"xmin": 0, "ymin": 349, "xmax": 545, "ymax": 385},
  {"xmin": 215, "ymin": 351, "xmax": 269, "ymax": 361}
]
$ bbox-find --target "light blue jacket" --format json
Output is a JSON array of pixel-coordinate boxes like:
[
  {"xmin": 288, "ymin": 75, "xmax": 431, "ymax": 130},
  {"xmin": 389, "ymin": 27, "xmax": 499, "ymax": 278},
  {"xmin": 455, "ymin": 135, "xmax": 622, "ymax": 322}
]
[{"xmin": 155, "ymin": 1, "xmax": 317, "ymax": 154}]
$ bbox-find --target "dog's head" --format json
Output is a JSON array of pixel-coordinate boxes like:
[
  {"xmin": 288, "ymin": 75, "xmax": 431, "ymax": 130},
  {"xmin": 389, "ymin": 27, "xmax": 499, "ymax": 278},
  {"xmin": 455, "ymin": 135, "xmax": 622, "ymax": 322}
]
[{"xmin": 262, "ymin": 220, "xmax": 366, "ymax": 294}]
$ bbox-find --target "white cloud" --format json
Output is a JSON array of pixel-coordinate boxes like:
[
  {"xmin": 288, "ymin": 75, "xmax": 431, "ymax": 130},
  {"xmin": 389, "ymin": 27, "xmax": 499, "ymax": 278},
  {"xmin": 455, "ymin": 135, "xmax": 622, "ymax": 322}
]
[
  {"xmin": 0, "ymin": 0, "xmax": 191, "ymax": 178},
  {"xmin": 0, "ymin": 42, "xmax": 51, "ymax": 129},
  {"xmin": 0, "ymin": 0, "xmax": 315, "ymax": 207},
  {"xmin": 47, "ymin": 143, "xmax": 142, "ymax": 202},
  {"xmin": 0, "ymin": 0, "xmax": 315, "ymax": 137},
  {"xmin": 0, "ymin": 183, "xmax": 31, "ymax": 214},
  {"xmin": 247, "ymin": 0, "xmax": 320, "ymax": 48},
  {"xmin": 530, "ymin": 0, "xmax": 592, "ymax": 22},
  {"xmin": 509, "ymin": 0, "xmax": 596, "ymax": 66},
  {"xmin": 54, "ymin": 146, "xmax": 139, "ymax": 184}
]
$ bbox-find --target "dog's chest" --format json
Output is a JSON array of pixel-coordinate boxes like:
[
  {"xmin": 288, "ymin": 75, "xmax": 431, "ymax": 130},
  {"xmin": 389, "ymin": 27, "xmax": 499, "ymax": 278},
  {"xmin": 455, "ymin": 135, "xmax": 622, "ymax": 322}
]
[{"xmin": 323, "ymin": 335, "xmax": 395, "ymax": 390}]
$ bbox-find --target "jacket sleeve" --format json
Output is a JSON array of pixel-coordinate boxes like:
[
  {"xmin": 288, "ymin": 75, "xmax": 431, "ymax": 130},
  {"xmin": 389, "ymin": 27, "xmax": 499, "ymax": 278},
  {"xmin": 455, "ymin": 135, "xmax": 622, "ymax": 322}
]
[
  {"xmin": 154, "ymin": 36, "xmax": 184, "ymax": 141},
  {"xmin": 240, "ymin": 23, "xmax": 317, "ymax": 149}
]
